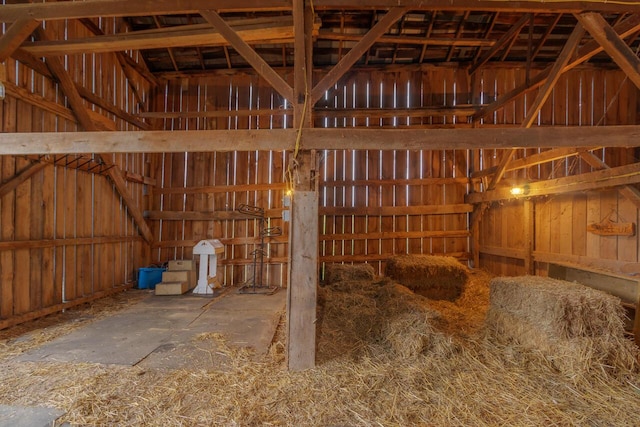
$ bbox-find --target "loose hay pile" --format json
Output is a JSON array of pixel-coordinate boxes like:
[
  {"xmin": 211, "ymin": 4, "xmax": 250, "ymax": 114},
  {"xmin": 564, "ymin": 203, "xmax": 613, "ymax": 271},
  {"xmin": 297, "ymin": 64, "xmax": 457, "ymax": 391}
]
[
  {"xmin": 317, "ymin": 274, "xmax": 454, "ymax": 361},
  {"xmin": 1, "ymin": 272, "xmax": 640, "ymax": 426},
  {"xmin": 487, "ymin": 276, "xmax": 639, "ymax": 376},
  {"xmin": 385, "ymin": 254, "xmax": 467, "ymax": 301}
]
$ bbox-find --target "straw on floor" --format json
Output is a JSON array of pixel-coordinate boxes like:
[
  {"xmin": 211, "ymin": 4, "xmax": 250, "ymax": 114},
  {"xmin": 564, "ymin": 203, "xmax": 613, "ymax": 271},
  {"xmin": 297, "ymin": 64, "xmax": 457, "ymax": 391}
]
[{"xmin": 0, "ymin": 270, "xmax": 639, "ymax": 426}]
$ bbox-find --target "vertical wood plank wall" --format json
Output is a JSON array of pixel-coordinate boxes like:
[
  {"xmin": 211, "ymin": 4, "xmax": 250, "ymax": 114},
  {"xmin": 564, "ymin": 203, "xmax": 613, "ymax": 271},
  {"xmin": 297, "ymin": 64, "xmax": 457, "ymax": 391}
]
[
  {"xmin": 0, "ymin": 18, "xmax": 151, "ymax": 327},
  {"xmin": 150, "ymin": 69, "xmax": 473, "ymax": 283},
  {"xmin": 475, "ymin": 68, "xmax": 639, "ymax": 276},
  {"xmin": 152, "ymin": 66, "xmax": 639, "ymax": 284}
]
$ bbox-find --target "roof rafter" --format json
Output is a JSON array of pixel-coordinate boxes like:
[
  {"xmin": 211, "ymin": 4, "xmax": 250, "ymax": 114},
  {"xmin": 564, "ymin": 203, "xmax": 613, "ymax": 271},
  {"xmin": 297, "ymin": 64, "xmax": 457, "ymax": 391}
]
[
  {"xmin": 200, "ymin": 10, "xmax": 294, "ymax": 102},
  {"xmin": 310, "ymin": 7, "xmax": 408, "ymax": 104},
  {"xmin": 473, "ymin": 13, "xmax": 640, "ymax": 120},
  {"xmin": 577, "ymin": 12, "xmax": 640, "ymax": 90}
]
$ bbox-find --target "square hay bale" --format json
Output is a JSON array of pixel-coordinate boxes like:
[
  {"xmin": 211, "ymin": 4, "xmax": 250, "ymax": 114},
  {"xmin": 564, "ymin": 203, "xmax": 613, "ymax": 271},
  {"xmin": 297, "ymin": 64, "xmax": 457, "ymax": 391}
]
[
  {"xmin": 384, "ymin": 255, "xmax": 467, "ymax": 301},
  {"xmin": 324, "ymin": 263, "xmax": 375, "ymax": 285},
  {"xmin": 489, "ymin": 276, "xmax": 624, "ymax": 339},
  {"xmin": 487, "ymin": 276, "xmax": 638, "ymax": 374}
]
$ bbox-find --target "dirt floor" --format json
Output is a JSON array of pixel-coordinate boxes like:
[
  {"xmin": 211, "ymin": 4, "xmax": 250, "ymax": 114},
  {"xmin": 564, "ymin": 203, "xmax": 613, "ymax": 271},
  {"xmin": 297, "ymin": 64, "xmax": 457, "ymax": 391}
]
[{"xmin": 0, "ymin": 270, "xmax": 639, "ymax": 426}]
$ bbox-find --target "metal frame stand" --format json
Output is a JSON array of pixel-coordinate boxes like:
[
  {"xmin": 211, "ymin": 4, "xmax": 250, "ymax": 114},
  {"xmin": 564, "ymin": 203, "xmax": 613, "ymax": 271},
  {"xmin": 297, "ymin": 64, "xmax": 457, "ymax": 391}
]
[{"xmin": 237, "ymin": 204, "xmax": 282, "ymax": 294}]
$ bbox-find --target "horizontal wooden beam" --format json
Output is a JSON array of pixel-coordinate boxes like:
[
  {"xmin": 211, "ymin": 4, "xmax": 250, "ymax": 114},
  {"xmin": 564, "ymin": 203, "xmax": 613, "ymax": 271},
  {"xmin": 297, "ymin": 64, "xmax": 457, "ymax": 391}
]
[
  {"xmin": 312, "ymin": 1, "xmax": 640, "ymax": 13},
  {"xmin": 1, "ymin": 0, "xmax": 638, "ymax": 24},
  {"xmin": 2, "ymin": 126, "xmax": 640, "ymax": 154},
  {"xmin": 144, "ymin": 209, "xmax": 282, "ymax": 220},
  {"xmin": 0, "ymin": 236, "xmax": 141, "ymax": 252},
  {"xmin": 0, "ymin": 282, "xmax": 133, "ymax": 331},
  {"xmin": 153, "ymin": 236, "xmax": 288, "ymax": 248},
  {"xmin": 22, "ymin": 18, "xmax": 306, "ymax": 56},
  {"xmin": 322, "ymin": 177, "xmax": 470, "ymax": 187},
  {"xmin": 320, "ymin": 252, "xmax": 470, "ymax": 263},
  {"xmin": 317, "ymin": 33, "xmax": 495, "ymax": 47},
  {"xmin": 139, "ymin": 106, "xmax": 481, "ymax": 119},
  {"xmin": 320, "ymin": 229, "xmax": 469, "ymax": 241},
  {"xmin": 466, "ymin": 161, "xmax": 640, "ymax": 203},
  {"xmin": 153, "ymin": 182, "xmax": 285, "ymax": 194},
  {"xmin": 479, "ymin": 246, "xmax": 631, "ymax": 275},
  {"xmin": 471, "ymin": 147, "xmax": 597, "ymax": 179},
  {"xmin": 0, "ymin": 1, "xmax": 291, "ymax": 22},
  {"xmin": 320, "ymin": 204, "xmax": 472, "ymax": 216}
]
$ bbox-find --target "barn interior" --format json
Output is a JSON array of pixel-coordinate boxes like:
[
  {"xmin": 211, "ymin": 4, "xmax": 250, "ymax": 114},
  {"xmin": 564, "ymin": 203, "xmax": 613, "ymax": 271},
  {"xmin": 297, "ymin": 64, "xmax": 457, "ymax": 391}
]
[{"xmin": 1, "ymin": 0, "xmax": 640, "ymax": 425}]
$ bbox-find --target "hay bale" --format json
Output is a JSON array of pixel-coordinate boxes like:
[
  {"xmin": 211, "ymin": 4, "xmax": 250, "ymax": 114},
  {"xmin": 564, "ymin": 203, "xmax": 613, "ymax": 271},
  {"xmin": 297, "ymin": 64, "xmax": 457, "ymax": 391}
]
[
  {"xmin": 385, "ymin": 255, "xmax": 467, "ymax": 301},
  {"xmin": 489, "ymin": 276, "xmax": 624, "ymax": 339},
  {"xmin": 324, "ymin": 263, "xmax": 375, "ymax": 285},
  {"xmin": 486, "ymin": 276, "xmax": 639, "ymax": 374}
]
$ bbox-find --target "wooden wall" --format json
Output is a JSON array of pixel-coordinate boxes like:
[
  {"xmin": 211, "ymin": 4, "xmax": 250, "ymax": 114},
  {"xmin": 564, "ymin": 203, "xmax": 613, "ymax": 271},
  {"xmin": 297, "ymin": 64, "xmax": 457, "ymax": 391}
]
[
  {"xmin": 0, "ymin": 18, "xmax": 151, "ymax": 328},
  {"xmin": 151, "ymin": 65, "xmax": 638, "ymax": 285},
  {"xmin": 475, "ymin": 68, "xmax": 639, "ymax": 276},
  {"xmin": 150, "ymin": 67, "xmax": 476, "ymax": 283}
]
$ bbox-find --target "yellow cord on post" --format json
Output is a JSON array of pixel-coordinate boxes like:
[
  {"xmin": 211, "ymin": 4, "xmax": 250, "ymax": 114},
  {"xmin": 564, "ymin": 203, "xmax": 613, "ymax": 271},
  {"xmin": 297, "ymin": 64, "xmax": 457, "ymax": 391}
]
[{"xmin": 286, "ymin": 0, "xmax": 315, "ymax": 195}]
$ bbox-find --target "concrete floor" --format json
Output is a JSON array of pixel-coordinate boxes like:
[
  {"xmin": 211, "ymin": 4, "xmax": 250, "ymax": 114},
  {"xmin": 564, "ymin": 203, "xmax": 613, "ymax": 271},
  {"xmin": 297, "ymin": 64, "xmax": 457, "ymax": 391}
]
[{"xmin": 18, "ymin": 288, "xmax": 286, "ymax": 370}]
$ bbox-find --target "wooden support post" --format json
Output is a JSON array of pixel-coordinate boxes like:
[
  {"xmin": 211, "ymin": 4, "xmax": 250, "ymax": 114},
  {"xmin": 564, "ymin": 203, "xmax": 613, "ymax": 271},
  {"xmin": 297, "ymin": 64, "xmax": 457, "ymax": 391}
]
[
  {"xmin": 523, "ymin": 199, "xmax": 534, "ymax": 275},
  {"xmin": 287, "ymin": 0, "xmax": 318, "ymax": 371},
  {"xmin": 287, "ymin": 189, "xmax": 318, "ymax": 371}
]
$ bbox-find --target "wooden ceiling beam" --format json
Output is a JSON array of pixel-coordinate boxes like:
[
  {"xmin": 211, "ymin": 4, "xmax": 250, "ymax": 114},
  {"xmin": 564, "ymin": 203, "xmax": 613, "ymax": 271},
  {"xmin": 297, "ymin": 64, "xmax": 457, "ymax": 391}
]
[
  {"xmin": 466, "ymin": 161, "xmax": 640, "ymax": 204},
  {"xmin": 531, "ymin": 14, "xmax": 561, "ymax": 61},
  {"xmin": 2, "ymin": 126, "xmax": 640, "ymax": 154},
  {"xmin": 418, "ymin": 10, "xmax": 437, "ymax": 63},
  {"xmin": 317, "ymin": 33, "xmax": 495, "ymax": 47},
  {"xmin": 200, "ymin": 10, "xmax": 294, "ymax": 102},
  {"xmin": 472, "ymin": 146, "xmax": 600, "ymax": 179},
  {"xmin": 469, "ymin": 13, "xmax": 531, "ymax": 76},
  {"xmin": 21, "ymin": 17, "xmax": 308, "ymax": 56},
  {"xmin": 522, "ymin": 22, "xmax": 585, "ymax": 128},
  {"xmin": 139, "ymin": 105, "xmax": 480, "ymax": 119},
  {"xmin": 579, "ymin": 151, "xmax": 640, "ymax": 209},
  {"xmin": 78, "ymin": 18, "xmax": 151, "ymax": 111},
  {"xmin": 485, "ymin": 24, "xmax": 585, "ymax": 193},
  {"xmin": 152, "ymin": 15, "xmax": 179, "ymax": 72},
  {"xmin": 577, "ymin": 12, "xmax": 640, "ymax": 90},
  {"xmin": 0, "ymin": 1, "xmax": 291, "ymax": 22},
  {"xmin": 2, "ymin": 0, "xmax": 640, "ymax": 23},
  {"xmin": 313, "ymin": 0, "xmax": 640, "ymax": 13},
  {"xmin": 0, "ymin": 18, "xmax": 39, "ymax": 62},
  {"xmin": 310, "ymin": 7, "xmax": 408, "ymax": 104},
  {"xmin": 473, "ymin": 13, "xmax": 640, "ymax": 120}
]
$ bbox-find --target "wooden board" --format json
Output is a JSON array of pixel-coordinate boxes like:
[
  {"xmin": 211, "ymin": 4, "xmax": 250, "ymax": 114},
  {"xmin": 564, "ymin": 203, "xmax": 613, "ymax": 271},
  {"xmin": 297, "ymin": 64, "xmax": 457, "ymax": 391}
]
[
  {"xmin": 548, "ymin": 262, "xmax": 639, "ymax": 304},
  {"xmin": 287, "ymin": 191, "xmax": 318, "ymax": 371}
]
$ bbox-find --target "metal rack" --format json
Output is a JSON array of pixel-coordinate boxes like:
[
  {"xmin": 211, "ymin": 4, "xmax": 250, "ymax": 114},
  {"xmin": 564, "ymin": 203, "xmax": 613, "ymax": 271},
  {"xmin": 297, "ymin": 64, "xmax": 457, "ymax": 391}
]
[{"xmin": 236, "ymin": 204, "xmax": 282, "ymax": 294}]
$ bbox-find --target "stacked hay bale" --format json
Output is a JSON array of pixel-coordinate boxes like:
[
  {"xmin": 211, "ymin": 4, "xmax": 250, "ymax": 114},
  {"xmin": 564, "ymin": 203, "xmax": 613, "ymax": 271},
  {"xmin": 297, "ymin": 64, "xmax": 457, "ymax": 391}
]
[
  {"xmin": 317, "ymin": 263, "xmax": 453, "ymax": 362},
  {"xmin": 487, "ymin": 276, "xmax": 639, "ymax": 375},
  {"xmin": 385, "ymin": 255, "xmax": 468, "ymax": 301},
  {"xmin": 324, "ymin": 263, "xmax": 375, "ymax": 285}
]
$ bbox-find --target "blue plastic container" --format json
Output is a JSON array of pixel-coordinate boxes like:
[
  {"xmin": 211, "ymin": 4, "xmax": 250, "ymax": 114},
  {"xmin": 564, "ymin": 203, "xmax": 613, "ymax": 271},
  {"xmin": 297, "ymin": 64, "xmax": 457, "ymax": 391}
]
[{"xmin": 137, "ymin": 267, "xmax": 166, "ymax": 289}]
